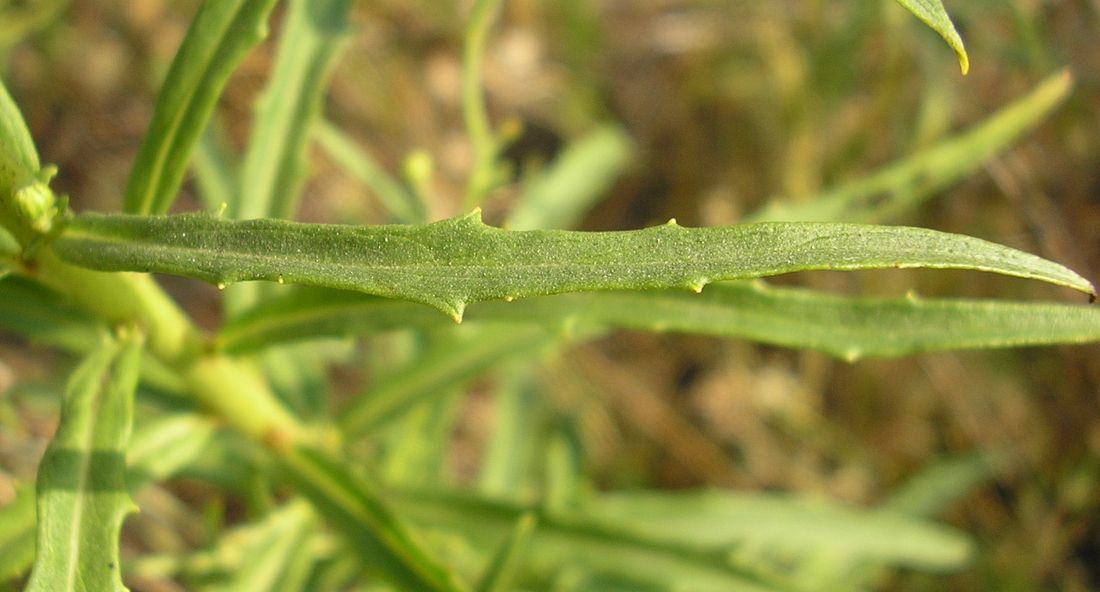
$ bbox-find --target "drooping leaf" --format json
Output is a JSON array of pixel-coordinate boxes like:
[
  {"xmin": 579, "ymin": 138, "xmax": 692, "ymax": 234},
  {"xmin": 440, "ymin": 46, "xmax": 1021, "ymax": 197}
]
[
  {"xmin": 754, "ymin": 70, "xmax": 1074, "ymax": 223},
  {"xmin": 123, "ymin": 0, "xmax": 279, "ymax": 215},
  {"xmin": 26, "ymin": 333, "xmax": 142, "ymax": 592},
  {"xmin": 895, "ymin": 0, "xmax": 969, "ymax": 74},
  {"xmin": 52, "ymin": 211, "xmax": 1096, "ymax": 322}
]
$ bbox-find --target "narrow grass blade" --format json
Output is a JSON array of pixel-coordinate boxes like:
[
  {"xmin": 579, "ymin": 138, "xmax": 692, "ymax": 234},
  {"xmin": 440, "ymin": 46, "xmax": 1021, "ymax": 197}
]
[
  {"xmin": 895, "ymin": 0, "xmax": 968, "ymax": 74},
  {"xmin": 507, "ymin": 125, "xmax": 634, "ymax": 231},
  {"xmin": 53, "ymin": 211, "xmax": 1096, "ymax": 322},
  {"xmin": 315, "ymin": 120, "xmax": 424, "ymax": 224},
  {"xmin": 754, "ymin": 70, "xmax": 1073, "ymax": 223},
  {"xmin": 123, "ymin": 0, "xmax": 278, "ymax": 215},
  {"xmin": 341, "ymin": 325, "xmax": 554, "ymax": 438},
  {"xmin": 279, "ymin": 447, "xmax": 467, "ymax": 592},
  {"xmin": 26, "ymin": 333, "xmax": 142, "ymax": 592}
]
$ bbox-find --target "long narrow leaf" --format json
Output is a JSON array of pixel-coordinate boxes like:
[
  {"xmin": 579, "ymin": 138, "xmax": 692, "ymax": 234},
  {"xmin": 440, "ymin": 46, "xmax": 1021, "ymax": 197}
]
[
  {"xmin": 233, "ymin": 0, "xmax": 352, "ymax": 221},
  {"xmin": 278, "ymin": 447, "xmax": 467, "ymax": 592},
  {"xmin": 123, "ymin": 0, "xmax": 278, "ymax": 215},
  {"xmin": 26, "ymin": 334, "xmax": 142, "ymax": 592},
  {"xmin": 217, "ymin": 282, "xmax": 1100, "ymax": 360},
  {"xmin": 895, "ymin": 0, "xmax": 968, "ymax": 74},
  {"xmin": 754, "ymin": 70, "xmax": 1073, "ymax": 223},
  {"xmin": 341, "ymin": 325, "xmax": 555, "ymax": 437},
  {"xmin": 393, "ymin": 487, "xmax": 797, "ymax": 592},
  {"xmin": 52, "ymin": 211, "xmax": 1095, "ymax": 321}
]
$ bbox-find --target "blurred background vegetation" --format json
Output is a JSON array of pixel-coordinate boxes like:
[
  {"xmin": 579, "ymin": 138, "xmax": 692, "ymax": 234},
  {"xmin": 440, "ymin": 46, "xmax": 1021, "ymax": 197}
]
[{"xmin": 1, "ymin": 1, "xmax": 1098, "ymax": 590}]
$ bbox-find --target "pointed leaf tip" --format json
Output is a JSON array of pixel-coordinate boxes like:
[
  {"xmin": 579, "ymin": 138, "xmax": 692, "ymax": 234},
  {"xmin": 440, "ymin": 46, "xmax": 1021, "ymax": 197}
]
[{"xmin": 895, "ymin": 0, "xmax": 969, "ymax": 74}]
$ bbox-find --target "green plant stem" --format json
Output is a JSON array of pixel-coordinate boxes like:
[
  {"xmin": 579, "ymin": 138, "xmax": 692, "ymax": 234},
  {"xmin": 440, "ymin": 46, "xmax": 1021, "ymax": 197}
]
[{"xmin": 461, "ymin": 0, "xmax": 504, "ymax": 209}]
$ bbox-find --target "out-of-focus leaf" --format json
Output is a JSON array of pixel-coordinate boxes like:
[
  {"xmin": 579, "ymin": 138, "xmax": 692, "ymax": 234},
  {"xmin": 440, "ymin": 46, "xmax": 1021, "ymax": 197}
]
[
  {"xmin": 233, "ymin": 0, "xmax": 352, "ymax": 221},
  {"xmin": 0, "ymin": 483, "xmax": 36, "ymax": 583},
  {"xmin": 507, "ymin": 125, "xmax": 633, "ymax": 231},
  {"xmin": 393, "ymin": 487, "xmax": 793, "ymax": 592},
  {"xmin": 476, "ymin": 513, "xmax": 537, "ymax": 592},
  {"xmin": 279, "ymin": 447, "xmax": 467, "ymax": 592},
  {"xmin": 754, "ymin": 70, "xmax": 1073, "ymax": 223},
  {"xmin": 314, "ymin": 120, "xmax": 424, "ymax": 224},
  {"xmin": 584, "ymin": 490, "xmax": 972, "ymax": 571},
  {"xmin": 123, "ymin": 0, "xmax": 279, "ymax": 215},
  {"xmin": 217, "ymin": 283, "xmax": 1100, "ymax": 361},
  {"xmin": 26, "ymin": 334, "xmax": 142, "ymax": 592},
  {"xmin": 126, "ymin": 414, "xmax": 218, "ymax": 488},
  {"xmin": 0, "ymin": 276, "xmax": 107, "ymax": 351},
  {"xmin": 895, "ymin": 0, "xmax": 968, "ymax": 74},
  {"xmin": 53, "ymin": 211, "xmax": 1096, "ymax": 322},
  {"xmin": 885, "ymin": 452, "xmax": 1001, "ymax": 516},
  {"xmin": 341, "ymin": 325, "xmax": 555, "ymax": 438},
  {"xmin": 205, "ymin": 500, "xmax": 317, "ymax": 592}
]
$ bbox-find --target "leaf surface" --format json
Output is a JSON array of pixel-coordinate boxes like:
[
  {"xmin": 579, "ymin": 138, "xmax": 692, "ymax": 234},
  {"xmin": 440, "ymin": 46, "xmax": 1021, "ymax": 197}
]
[
  {"xmin": 123, "ymin": 0, "xmax": 278, "ymax": 215},
  {"xmin": 26, "ymin": 335, "xmax": 142, "ymax": 592},
  {"xmin": 895, "ymin": 0, "xmax": 968, "ymax": 73},
  {"xmin": 217, "ymin": 283, "xmax": 1100, "ymax": 360},
  {"xmin": 53, "ymin": 212, "xmax": 1095, "ymax": 321}
]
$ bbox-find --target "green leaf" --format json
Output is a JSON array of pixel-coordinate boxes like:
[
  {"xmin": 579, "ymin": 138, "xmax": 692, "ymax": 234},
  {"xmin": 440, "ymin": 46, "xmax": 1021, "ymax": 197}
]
[
  {"xmin": 232, "ymin": 0, "xmax": 352, "ymax": 221},
  {"xmin": 279, "ymin": 447, "xmax": 468, "ymax": 592},
  {"xmin": 341, "ymin": 325, "xmax": 554, "ymax": 437},
  {"xmin": 218, "ymin": 283, "xmax": 1100, "ymax": 361},
  {"xmin": 0, "ymin": 483, "xmax": 36, "ymax": 583},
  {"xmin": 123, "ymin": 0, "xmax": 279, "ymax": 215},
  {"xmin": 53, "ymin": 211, "xmax": 1096, "ymax": 322},
  {"xmin": 507, "ymin": 125, "xmax": 634, "ymax": 231},
  {"xmin": 0, "ymin": 276, "xmax": 108, "ymax": 352},
  {"xmin": 476, "ymin": 513, "xmax": 537, "ymax": 592},
  {"xmin": 583, "ymin": 490, "xmax": 972, "ymax": 571},
  {"xmin": 895, "ymin": 0, "xmax": 969, "ymax": 74},
  {"xmin": 392, "ymin": 487, "xmax": 794, "ymax": 592},
  {"xmin": 206, "ymin": 500, "xmax": 318, "ymax": 592},
  {"xmin": 754, "ymin": 70, "xmax": 1074, "ymax": 223},
  {"xmin": 26, "ymin": 333, "xmax": 142, "ymax": 592},
  {"xmin": 0, "ymin": 77, "xmax": 53, "ymax": 243}
]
